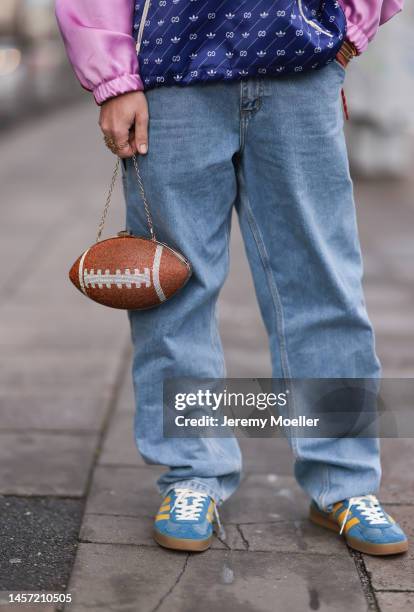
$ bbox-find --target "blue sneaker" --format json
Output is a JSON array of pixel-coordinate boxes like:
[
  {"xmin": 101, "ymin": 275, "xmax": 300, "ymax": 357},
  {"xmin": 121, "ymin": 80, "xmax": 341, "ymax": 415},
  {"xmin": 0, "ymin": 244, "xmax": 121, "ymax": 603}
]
[
  {"xmin": 153, "ymin": 488, "xmax": 216, "ymax": 551},
  {"xmin": 310, "ymin": 494, "xmax": 408, "ymax": 555}
]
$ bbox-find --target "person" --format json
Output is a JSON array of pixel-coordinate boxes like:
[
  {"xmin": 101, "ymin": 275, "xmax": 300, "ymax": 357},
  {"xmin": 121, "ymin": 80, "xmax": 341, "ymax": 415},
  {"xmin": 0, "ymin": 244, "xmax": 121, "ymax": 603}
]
[{"xmin": 55, "ymin": 0, "xmax": 408, "ymax": 556}]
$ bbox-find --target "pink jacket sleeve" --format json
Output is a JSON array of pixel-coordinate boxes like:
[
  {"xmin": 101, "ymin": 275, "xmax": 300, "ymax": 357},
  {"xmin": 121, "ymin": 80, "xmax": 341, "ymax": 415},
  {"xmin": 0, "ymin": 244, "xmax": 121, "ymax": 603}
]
[
  {"xmin": 55, "ymin": 0, "xmax": 144, "ymax": 105},
  {"xmin": 55, "ymin": 1, "xmax": 403, "ymax": 105},
  {"xmin": 339, "ymin": 0, "xmax": 403, "ymax": 53}
]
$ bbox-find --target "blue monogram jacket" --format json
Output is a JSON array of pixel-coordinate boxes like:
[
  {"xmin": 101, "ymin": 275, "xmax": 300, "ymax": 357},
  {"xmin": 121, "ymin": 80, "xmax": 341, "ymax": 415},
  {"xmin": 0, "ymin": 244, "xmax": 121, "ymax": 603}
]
[
  {"xmin": 55, "ymin": 0, "xmax": 404, "ymax": 103},
  {"xmin": 134, "ymin": 1, "xmax": 346, "ymax": 89}
]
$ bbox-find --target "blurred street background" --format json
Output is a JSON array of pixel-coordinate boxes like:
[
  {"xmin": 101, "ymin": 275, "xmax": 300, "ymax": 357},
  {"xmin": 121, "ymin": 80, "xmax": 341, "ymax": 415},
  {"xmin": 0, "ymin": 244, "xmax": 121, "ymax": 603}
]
[{"xmin": 0, "ymin": 2, "xmax": 414, "ymax": 611}]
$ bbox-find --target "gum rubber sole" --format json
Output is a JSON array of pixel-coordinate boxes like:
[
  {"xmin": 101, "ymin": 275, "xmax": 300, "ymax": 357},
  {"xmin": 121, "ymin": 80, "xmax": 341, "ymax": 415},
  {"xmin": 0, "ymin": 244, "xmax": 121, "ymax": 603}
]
[
  {"xmin": 153, "ymin": 529, "xmax": 212, "ymax": 552},
  {"xmin": 309, "ymin": 506, "xmax": 408, "ymax": 556}
]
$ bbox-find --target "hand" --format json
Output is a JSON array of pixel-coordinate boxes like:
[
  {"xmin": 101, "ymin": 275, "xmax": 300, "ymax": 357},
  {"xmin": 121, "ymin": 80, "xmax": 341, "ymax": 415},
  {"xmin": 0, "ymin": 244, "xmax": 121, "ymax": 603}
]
[{"xmin": 99, "ymin": 91, "xmax": 149, "ymax": 158}]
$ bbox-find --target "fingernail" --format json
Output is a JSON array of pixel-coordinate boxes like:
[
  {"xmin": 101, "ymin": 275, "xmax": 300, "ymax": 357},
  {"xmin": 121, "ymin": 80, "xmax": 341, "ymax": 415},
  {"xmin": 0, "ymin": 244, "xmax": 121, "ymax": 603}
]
[{"xmin": 138, "ymin": 144, "xmax": 148, "ymax": 154}]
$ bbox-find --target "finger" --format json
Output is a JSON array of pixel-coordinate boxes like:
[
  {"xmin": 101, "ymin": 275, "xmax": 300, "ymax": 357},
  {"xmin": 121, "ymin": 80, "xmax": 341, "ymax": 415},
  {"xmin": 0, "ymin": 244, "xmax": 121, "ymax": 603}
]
[
  {"xmin": 101, "ymin": 130, "xmax": 122, "ymax": 156},
  {"xmin": 101, "ymin": 121, "xmax": 134, "ymax": 157},
  {"xmin": 128, "ymin": 128, "xmax": 137, "ymax": 154},
  {"xmin": 111, "ymin": 131, "xmax": 134, "ymax": 158},
  {"xmin": 102, "ymin": 132, "xmax": 117, "ymax": 153},
  {"xmin": 134, "ymin": 111, "xmax": 149, "ymax": 155},
  {"xmin": 115, "ymin": 140, "xmax": 134, "ymax": 158}
]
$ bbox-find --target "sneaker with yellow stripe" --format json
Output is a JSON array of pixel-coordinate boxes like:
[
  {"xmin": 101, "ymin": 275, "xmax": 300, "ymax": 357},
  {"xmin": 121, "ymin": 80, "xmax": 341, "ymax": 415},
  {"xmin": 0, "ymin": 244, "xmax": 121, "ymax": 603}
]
[
  {"xmin": 310, "ymin": 494, "xmax": 408, "ymax": 556},
  {"xmin": 153, "ymin": 488, "xmax": 216, "ymax": 552}
]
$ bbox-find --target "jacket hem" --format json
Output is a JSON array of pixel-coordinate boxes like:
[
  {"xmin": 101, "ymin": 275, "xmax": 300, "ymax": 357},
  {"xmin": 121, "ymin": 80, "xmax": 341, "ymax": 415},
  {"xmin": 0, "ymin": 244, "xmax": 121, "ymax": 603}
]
[{"xmin": 141, "ymin": 55, "xmax": 342, "ymax": 92}]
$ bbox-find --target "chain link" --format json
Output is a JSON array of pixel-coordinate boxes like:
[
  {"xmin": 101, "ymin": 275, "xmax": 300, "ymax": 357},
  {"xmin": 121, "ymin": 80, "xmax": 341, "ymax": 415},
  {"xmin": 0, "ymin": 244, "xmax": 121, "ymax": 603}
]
[
  {"xmin": 132, "ymin": 154, "xmax": 156, "ymax": 241},
  {"xmin": 96, "ymin": 157, "xmax": 120, "ymax": 243},
  {"xmin": 96, "ymin": 155, "xmax": 156, "ymax": 243}
]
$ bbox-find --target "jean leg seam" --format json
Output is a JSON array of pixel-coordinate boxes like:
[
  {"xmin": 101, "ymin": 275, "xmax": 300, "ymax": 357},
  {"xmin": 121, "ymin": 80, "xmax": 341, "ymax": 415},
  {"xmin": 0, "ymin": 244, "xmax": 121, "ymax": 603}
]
[
  {"xmin": 237, "ymin": 161, "xmax": 300, "ymax": 455},
  {"xmin": 211, "ymin": 211, "xmax": 231, "ymax": 378},
  {"xmin": 239, "ymin": 181, "xmax": 291, "ymax": 383},
  {"xmin": 243, "ymin": 194, "xmax": 301, "ymax": 462},
  {"xmin": 243, "ymin": 200, "xmax": 290, "ymax": 378},
  {"xmin": 211, "ymin": 303, "xmax": 226, "ymax": 377}
]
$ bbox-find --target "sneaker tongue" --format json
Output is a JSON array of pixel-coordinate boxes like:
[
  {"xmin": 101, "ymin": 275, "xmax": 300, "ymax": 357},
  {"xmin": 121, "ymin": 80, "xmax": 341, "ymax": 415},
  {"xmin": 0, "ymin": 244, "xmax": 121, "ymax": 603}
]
[
  {"xmin": 362, "ymin": 496, "xmax": 378, "ymax": 508},
  {"xmin": 344, "ymin": 496, "xmax": 375, "ymax": 511},
  {"xmin": 356, "ymin": 497, "xmax": 382, "ymax": 517}
]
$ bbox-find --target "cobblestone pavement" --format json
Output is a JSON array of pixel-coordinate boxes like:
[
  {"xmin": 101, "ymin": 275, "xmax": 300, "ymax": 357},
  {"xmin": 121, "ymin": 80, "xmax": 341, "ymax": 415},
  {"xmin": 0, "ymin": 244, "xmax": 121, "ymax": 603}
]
[{"xmin": 0, "ymin": 102, "xmax": 413, "ymax": 611}]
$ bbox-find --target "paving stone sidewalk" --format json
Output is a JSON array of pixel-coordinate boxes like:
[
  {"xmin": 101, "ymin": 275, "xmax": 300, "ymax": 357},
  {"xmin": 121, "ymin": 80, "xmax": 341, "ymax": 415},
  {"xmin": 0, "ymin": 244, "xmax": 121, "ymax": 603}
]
[{"xmin": 0, "ymin": 102, "xmax": 413, "ymax": 612}]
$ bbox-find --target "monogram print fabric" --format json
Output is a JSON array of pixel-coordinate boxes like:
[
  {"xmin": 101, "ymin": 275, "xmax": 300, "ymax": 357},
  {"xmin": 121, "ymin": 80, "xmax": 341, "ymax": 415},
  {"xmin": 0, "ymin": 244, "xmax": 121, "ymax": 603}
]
[{"xmin": 133, "ymin": 0, "xmax": 347, "ymax": 89}]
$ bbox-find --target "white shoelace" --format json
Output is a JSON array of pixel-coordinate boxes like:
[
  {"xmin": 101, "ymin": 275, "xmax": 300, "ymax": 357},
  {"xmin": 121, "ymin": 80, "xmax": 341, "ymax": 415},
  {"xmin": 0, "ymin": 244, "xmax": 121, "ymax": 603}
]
[
  {"xmin": 171, "ymin": 488, "xmax": 209, "ymax": 521},
  {"xmin": 170, "ymin": 488, "xmax": 223, "ymax": 534},
  {"xmin": 339, "ymin": 494, "xmax": 388, "ymax": 534}
]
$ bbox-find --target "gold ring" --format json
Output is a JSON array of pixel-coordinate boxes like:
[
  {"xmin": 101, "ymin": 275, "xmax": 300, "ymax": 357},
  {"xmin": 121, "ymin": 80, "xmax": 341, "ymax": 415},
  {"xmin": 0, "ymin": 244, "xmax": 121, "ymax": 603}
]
[
  {"xmin": 104, "ymin": 136, "xmax": 130, "ymax": 155},
  {"xmin": 116, "ymin": 141, "xmax": 130, "ymax": 151},
  {"xmin": 104, "ymin": 143, "xmax": 116, "ymax": 153},
  {"xmin": 104, "ymin": 137, "xmax": 130, "ymax": 152}
]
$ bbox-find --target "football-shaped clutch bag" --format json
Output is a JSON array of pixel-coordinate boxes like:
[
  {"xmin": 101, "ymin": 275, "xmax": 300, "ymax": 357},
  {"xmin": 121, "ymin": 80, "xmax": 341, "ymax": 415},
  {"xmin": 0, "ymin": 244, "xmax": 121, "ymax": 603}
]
[{"xmin": 69, "ymin": 155, "xmax": 191, "ymax": 310}]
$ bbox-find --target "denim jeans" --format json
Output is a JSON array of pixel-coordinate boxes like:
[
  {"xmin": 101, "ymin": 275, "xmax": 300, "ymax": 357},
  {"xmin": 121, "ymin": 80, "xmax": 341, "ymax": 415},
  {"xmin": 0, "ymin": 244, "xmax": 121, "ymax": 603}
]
[{"xmin": 123, "ymin": 61, "xmax": 382, "ymax": 509}]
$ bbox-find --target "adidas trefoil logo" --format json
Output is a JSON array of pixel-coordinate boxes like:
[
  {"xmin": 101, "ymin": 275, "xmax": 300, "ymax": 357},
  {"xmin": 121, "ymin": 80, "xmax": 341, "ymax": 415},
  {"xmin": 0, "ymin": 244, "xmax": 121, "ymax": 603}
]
[
  {"xmin": 260, "ymin": 11, "xmax": 269, "ymax": 18},
  {"xmin": 257, "ymin": 50, "xmax": 266, "ymax": 57},
  {"xmin": 206, "ymin": 32, "xmax": 216, "ymax": 39},
  {"xmin": 225, "ymin": 13, "xmax": 235, "ymax": 19},
  {"xmin": 171, "ymin": 36, "xmax": 181, "ymax": 43},
  {"xmin": 275, "ymin": 31, "xmax": 286, "ymax": 37},
  {"xmin": 189, "ymin": 14, "xmax": 198, "ymax": 22}
]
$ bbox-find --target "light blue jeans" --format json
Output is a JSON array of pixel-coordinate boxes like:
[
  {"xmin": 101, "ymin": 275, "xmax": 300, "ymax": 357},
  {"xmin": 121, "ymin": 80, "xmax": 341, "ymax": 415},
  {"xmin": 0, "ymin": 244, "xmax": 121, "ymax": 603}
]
[{"xmin": 123, "ymin": 61, "xmax": 382, "ymax": 509}]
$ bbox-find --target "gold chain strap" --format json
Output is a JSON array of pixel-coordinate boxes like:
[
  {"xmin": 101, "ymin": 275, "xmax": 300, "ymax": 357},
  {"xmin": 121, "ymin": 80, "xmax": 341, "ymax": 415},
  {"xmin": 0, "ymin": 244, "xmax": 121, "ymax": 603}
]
[
  {"xmin": 96, "ymin": 158, "xmax": 120, "ymax": 243},
  {"xmin": 96, "ymin": 155, "xmax": 156, "ymax": 243},
  {"xmin": 132, "ymin": 154, "xmax": 156, "ymax": 242}
]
